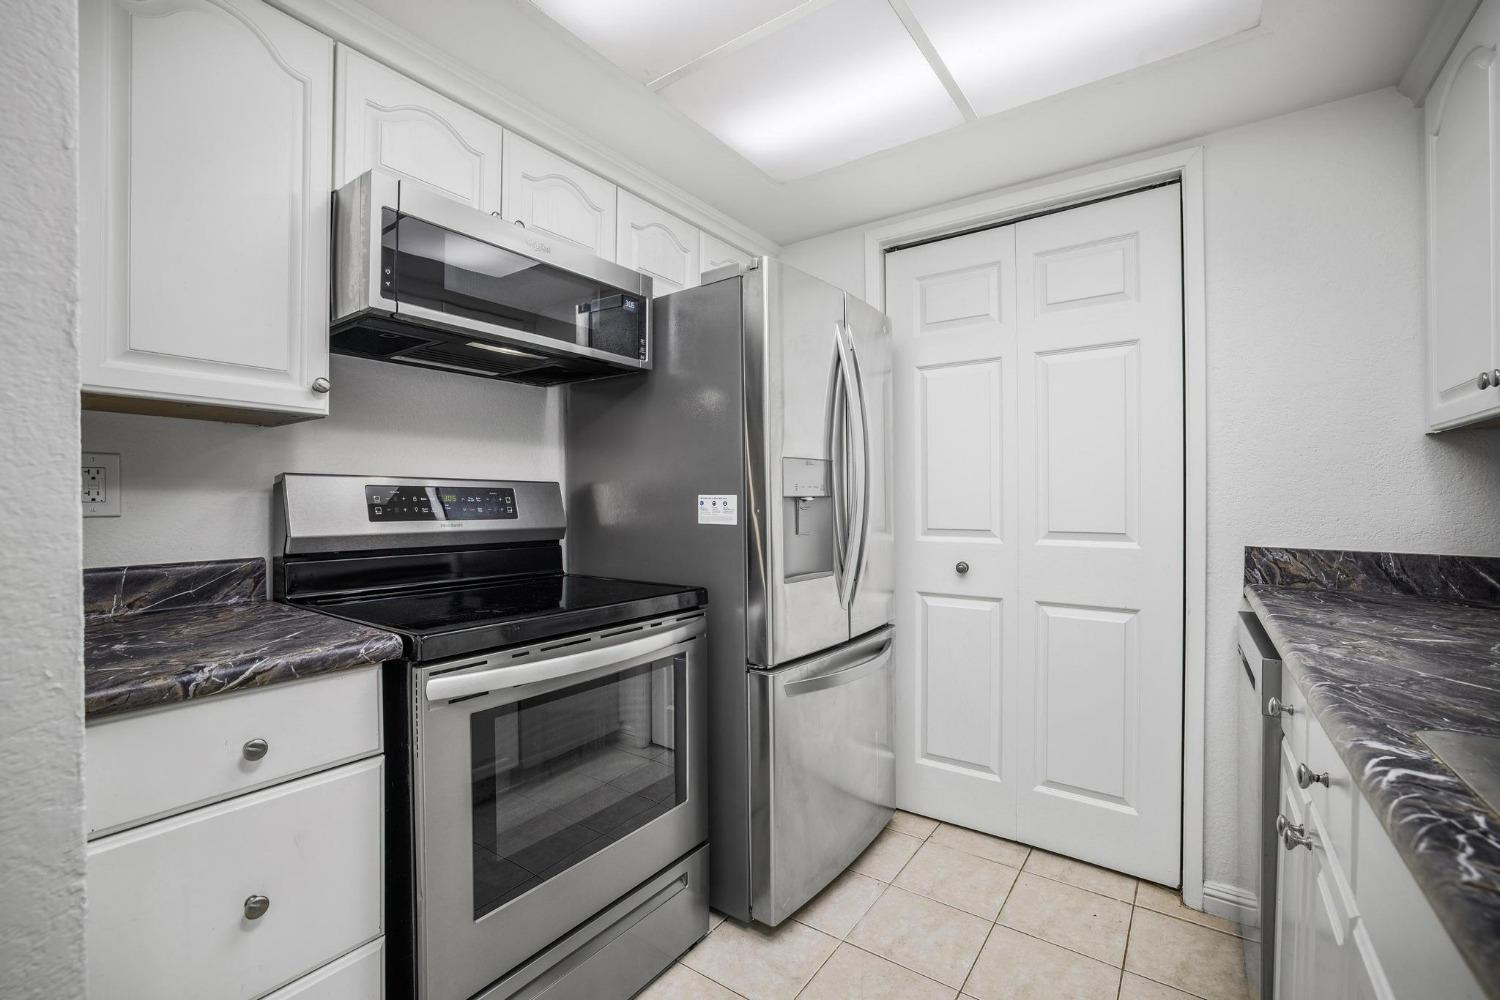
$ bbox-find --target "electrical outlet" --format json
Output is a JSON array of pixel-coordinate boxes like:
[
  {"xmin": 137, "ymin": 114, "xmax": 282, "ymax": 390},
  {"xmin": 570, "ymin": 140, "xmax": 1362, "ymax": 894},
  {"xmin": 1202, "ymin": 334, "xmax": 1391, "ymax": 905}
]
[{"xmin": 82, "ymin": 452, "xmax": 121, "ymax": 517}]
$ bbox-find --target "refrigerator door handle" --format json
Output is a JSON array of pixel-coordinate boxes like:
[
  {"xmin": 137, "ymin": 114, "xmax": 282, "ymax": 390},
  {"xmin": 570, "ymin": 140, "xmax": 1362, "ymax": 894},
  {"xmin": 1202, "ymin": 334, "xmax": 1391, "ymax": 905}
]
[
  {"xmin": 844, "ymin": 321, "xmax": 872, "ymax": 605},
  {"xmin": 827, "ymin": 324, "xmax": 850, "ymax": 606},
  {"xmin": 832, "ymin": 322, "xmax": 864, "ymax": 611}
]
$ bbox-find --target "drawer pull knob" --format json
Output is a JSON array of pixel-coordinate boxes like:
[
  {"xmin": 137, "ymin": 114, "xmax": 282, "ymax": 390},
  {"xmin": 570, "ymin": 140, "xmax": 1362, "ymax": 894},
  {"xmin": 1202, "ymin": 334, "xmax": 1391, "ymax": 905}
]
[
  {"xmin": 955, "ymin": 561, "xmax": 970, "ymax": 575},
  {"xmin": 1266, "ymin": 696, "xmax": 1294, "ymax": 718},
  {"xmin": 243, "ymin": 895, "xmax": 271, "ymax": 920},
  {"xmin": 1275, "ymin": 814, "xmax": 1315, "ymax": 852},
  {"xmin": 1296, "ymin": 763, "xmax": 1329, "ymax": 789},
  {"xmin": 242, "ymin": 738, "xmax": 269, "ymax": 762}
]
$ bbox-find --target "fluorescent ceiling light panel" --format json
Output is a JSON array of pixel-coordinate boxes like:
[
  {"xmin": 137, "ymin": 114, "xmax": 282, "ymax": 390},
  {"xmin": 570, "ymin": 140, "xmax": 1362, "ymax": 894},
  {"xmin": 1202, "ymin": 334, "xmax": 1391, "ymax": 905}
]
[
  {"xmin": 903, "ymin": 0, "xmax": 1263, "ymax": 118},
  {"xmin": 658, "ymin": 0, "xmax": 962, "ymax": 181},
  {"xmin": 529, "ymin": 0, "xmax": 810, "ymax": 83}
]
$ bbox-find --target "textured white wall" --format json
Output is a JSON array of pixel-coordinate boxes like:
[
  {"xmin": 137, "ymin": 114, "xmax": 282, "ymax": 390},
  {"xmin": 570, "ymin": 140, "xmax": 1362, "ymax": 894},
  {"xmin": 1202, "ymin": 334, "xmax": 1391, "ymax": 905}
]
[
  {"xmin": 785, "ymin": 87, "xmax": 1500, "ymax": 891},
  {"xmin": 0, "ymin": 0, "xmax": 87, "ymax": 997},
  {"xmin": 82, "ymin": 356, "xmax": 564, "ymax": 567}
]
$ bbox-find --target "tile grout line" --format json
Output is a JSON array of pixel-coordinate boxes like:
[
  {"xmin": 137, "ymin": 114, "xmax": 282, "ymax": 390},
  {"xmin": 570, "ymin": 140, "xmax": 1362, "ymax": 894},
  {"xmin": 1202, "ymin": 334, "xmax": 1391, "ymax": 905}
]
[{"xmin": 1116, "ymin": 895, "xmax": 1138, "ymax": 1000}]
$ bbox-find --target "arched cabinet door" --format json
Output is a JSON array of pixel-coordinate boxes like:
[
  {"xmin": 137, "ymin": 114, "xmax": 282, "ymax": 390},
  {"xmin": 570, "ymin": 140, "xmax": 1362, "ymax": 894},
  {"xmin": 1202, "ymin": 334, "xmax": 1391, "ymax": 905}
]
[
  {"xmin": 1426, "ymin": 4, "xmax": 1500, "ymax": 432},
  {"xmin": 502, "ymin": 132, "xmax": 617, "ymax": 259},
  {"xmin": 616, "ymin": 190, "xmax": 701, "ymax": 296},
  {"xmin": 80, "ymin": 0, "xmax": 335, "ymax": 421},
  {"xmin": 700, "ymin": 231, "xmax": 754, "ymax": 279},
  {"xmin": 336, "ymin": 47, "xmax": 503, "ymax": 213}
]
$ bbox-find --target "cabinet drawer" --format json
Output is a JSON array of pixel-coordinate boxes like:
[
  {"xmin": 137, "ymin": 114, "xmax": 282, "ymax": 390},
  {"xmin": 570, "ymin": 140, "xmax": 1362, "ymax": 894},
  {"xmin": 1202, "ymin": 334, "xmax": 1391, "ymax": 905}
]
[
  {"xmin": 1278, "ymin": 673, "xmax": 1310, "ymax": 766},
  {"xmin": 264, "ymin": 938, "xmax": 384, "ymax": 1000},
  {"xmin": 1304, "ymin": 713, "xmax": 1357, "ymax": 871},
  {"xmin": 87, "ymin": 758, "xmax": 383, "ymax": 1000},
  {"xmin": 87, "ymin": 667, "xmax": 381, "ymax": 837}
]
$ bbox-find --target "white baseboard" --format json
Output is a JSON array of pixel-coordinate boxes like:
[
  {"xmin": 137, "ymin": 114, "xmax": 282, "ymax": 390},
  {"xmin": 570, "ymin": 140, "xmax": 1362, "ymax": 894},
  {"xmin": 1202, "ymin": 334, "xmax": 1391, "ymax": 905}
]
[{"xmin": 1202, "ymin": 880, "xmax": 1258, "ymax": 927}]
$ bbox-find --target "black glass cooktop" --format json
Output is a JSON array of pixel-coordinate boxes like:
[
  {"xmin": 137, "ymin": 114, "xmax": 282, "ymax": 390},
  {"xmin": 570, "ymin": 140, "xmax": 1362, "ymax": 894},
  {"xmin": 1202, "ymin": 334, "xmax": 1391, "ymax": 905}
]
[{"xmin": 300, "ymin": 573, "xmax": 705, "ymax": 661}]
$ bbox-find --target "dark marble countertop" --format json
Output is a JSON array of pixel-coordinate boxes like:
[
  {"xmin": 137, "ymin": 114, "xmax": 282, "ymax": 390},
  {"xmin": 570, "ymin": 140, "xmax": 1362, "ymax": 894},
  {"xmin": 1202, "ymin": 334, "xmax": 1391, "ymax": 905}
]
[
  {"xmin": 1245, "ymin": 583, "xmax": 1500, "ymax": 994},
  {"xmin": 85, "ymin": 558, "xmax": 403, "ymax": 721}
]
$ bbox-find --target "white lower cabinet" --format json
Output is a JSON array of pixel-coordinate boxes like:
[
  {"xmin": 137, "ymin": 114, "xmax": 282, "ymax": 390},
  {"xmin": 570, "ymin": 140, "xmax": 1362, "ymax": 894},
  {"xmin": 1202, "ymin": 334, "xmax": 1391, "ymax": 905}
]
[
  {"xmin": 1275, "ymin": 708, "xmax": 1482, "ymax": 999},
  {"xmin": 263, "ymin": 938, "xmax": 384, "ymax": 1000},
  {"xmin": 87, "ymin": 757, "xmax": 383, "ymax": 1000}
]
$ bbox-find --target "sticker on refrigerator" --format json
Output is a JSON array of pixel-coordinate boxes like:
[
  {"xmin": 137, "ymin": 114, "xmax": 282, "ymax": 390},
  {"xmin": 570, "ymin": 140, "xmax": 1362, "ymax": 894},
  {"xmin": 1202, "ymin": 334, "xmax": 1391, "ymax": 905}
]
[{"xmin": 697, "ymin": 495, "xmax": 738, "ymax": 525}]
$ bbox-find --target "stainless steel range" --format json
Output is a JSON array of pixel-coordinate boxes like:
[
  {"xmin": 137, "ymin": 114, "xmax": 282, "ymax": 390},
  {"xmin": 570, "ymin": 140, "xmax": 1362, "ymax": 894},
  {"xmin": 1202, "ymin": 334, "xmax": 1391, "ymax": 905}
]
[{"xmin": 273, "ymin": 474, "xmax": 708, "ymax": 1000}]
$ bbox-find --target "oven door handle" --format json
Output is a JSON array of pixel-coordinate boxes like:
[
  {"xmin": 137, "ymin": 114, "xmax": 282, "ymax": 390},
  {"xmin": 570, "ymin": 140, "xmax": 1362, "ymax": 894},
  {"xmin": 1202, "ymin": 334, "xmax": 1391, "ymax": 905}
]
[{"xmin": 424, "ymin": 622, "xmax": 700, "ymax": 704}]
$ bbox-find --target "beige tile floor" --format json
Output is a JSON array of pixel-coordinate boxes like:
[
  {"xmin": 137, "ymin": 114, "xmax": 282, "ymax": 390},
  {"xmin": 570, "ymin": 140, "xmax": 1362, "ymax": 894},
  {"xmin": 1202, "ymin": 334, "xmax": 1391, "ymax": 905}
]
[{"xmin": 640, "ymin": 811, "xmax": 1252, "ymax": 1000}]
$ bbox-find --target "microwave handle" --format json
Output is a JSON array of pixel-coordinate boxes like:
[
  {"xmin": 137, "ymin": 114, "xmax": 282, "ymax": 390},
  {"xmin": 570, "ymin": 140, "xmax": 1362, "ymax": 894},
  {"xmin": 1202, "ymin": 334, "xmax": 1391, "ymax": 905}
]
[{"xmin": 425, "ymin": 623, "xmax": 700, "ymax": 704}]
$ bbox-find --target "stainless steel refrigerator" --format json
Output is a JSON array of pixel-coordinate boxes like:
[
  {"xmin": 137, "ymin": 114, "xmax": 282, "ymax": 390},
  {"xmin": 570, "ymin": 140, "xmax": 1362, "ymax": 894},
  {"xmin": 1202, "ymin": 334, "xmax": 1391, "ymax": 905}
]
[{"xmin": 565, "ymin": 258, "xmax": 895, "ymax": 925}]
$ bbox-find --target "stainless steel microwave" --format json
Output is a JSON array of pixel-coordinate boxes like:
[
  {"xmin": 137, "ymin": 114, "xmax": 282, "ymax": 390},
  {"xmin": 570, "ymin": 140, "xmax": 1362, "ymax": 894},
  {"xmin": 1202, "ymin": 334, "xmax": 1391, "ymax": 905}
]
[{"xmin": 331, "ymin": 170, "xmax": 652, "ymax": 386}]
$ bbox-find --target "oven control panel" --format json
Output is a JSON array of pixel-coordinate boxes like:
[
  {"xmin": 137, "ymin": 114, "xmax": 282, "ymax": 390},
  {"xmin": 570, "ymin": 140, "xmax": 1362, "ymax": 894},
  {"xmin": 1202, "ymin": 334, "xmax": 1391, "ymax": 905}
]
[{"xmin": 365, "ymin": 485, "xmax": 518, "ymax": 522}]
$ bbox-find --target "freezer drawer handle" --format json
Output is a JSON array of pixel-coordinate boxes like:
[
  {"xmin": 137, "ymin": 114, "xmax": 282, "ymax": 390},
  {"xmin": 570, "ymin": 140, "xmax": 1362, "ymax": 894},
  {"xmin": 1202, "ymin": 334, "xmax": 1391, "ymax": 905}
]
[
  {"xmin": 783, "ymin": 636, "xmax": 892, "ymax": 696},
  {"xmin": 424, "ymin": 623, "xmax": 700, "ymax": 703}
]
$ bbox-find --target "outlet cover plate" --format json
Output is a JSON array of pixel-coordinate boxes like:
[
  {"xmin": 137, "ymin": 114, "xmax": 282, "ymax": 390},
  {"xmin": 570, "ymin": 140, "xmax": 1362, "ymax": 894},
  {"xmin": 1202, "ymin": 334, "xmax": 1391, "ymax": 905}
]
[{"xmin": 82, "ymin": 452, "xmax": 121, "ymax": 517}]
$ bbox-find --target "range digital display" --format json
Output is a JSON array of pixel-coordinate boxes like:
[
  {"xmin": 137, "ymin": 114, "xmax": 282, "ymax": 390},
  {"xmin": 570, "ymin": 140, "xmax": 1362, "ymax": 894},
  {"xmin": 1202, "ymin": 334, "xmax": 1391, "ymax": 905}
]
[
  {"xmin": 437, "ymin": 486, "xmax": 517, "ymax": 521},
  {"xmin": 364, "ymin": 484, "xmax": 519, "ymax": 522}
]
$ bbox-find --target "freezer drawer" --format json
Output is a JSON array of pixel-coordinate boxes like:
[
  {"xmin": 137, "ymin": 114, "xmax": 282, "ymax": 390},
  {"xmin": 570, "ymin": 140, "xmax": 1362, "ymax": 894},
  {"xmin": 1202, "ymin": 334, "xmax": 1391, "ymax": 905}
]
[{"xmin": 748, "ymin": 626, "xmax": 895, "ymax": 925}]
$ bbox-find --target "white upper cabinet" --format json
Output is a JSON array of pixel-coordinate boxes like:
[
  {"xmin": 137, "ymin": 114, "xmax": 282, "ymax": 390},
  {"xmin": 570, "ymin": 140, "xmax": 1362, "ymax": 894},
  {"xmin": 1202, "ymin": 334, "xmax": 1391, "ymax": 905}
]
[
  {"xmin": 336, "ymin": 47, "xmax": 503, "ymax": 213},
  {"xmin": 1426, "ymin": 0, "xmax": 1500, "ymax": 431},
  {"xmin": 616, "ymin": 190, "xmax": 701, "ymax": 296},
  {"xmin": 502, "ymin": 132, "xmax": 617, "ymax": 259},
  {"xmin": 699, "ymin": 231, "xmax": 754, "ymax": 278},
  {"xmin": 80, "ymin": 0, "xmax": 335, "ymax": 423}
]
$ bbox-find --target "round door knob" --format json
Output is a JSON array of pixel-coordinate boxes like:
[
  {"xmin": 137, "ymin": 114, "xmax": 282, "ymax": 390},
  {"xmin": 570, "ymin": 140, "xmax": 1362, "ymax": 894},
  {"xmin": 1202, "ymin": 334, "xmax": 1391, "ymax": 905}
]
[
  {"xmin": 242, "ymin": 738, "xmax": 269, "ymax": 762},
  {"xmin": 955, "ymin": 561, "xmax": 970, "ymax": 575},
  {"xmin": 1296, "ymin": 763, "xmax": 1329, "ymax": 789},
  {"xmin": 1492, "ymin": 369, "xmax": 1499, "ymax": 387},
  {"xmin": 1481, "ymin": 371, "xmax": 1492, "ymax": 390},
  {"xmin": 243, "ymin": 895, "xmax": 271, "ymax": 920},
  {"xmin": 311, "ymin": 376, "xmax": 332, "ymax": 394},
  {"xmin": 1266, "ymin": 696, "xmax": 1294, "ymax": 718}
]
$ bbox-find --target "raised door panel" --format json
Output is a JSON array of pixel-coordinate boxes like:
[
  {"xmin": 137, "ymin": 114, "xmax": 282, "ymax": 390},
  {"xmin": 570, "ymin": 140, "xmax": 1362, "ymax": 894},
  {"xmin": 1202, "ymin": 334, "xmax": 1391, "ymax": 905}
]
[
  {"xmin": 1032, "ymin": 603, "xmax": 1138, "ymax": 808},
  {"xmin": 337, "ymin": 47, "xmax": 502, "ymax": 213},
  {"xmin": 80, "ymin": 0, "xmax": 333, "ymax": 419},
  {"xmin": 1426, "ymin": 40, "xmax": 1500, "ymax": 429},
  {"xmin": 700, "ymin": 230, "xmax": 753, "ymax": 277},
  {"xmin": 502, "ymin": 132, "xmax": 616, "ymax": 259},
  {"xmin": 919, "ymin": 359, "xmax": 1004, "ymax": 539},
  {"xmin": 617, "ymin": 190, "xmax": 700, "ymax": 295}
]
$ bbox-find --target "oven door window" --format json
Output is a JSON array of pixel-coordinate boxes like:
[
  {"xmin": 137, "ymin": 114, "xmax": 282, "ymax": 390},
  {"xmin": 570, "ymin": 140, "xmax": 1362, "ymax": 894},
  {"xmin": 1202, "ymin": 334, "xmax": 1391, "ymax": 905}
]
[{"xmin": 469, "ymin": 655, "xmax": 685, "ymax": 919}]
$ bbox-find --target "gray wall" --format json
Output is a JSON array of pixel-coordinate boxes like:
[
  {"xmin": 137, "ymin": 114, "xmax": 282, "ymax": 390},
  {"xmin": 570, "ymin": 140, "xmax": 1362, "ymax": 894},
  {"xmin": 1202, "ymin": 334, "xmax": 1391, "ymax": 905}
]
[
  {"xmin": 81, "ymin": 358, "xmax": 563, "ymax": 567},
  {"xmin": 0, "ymin": 0, "xmax": 87, "ymax": 996},
  {"xmin": 783, "ymin": 87, "xmax": 1500, "ymax": 897}
]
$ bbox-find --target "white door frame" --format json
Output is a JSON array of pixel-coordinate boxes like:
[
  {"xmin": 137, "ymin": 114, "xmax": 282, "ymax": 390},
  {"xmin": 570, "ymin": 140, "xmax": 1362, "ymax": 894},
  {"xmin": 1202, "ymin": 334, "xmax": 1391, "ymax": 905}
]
[{"xmin": 861, "ymin": 146, "xmax": 1208, "ymax": 909}]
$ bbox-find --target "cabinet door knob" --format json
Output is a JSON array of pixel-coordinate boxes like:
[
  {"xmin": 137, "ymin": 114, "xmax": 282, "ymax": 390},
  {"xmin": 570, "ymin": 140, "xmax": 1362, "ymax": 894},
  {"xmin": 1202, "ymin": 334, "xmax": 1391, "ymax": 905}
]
[
  {"xmin": 1492, "ymin": 369, "xmax": 1499, "ymax": 387},
  {"xmin": 1296, "ymin": 762, "xmax": 1329, "ymax": 789},
  {"xmin": 242, "ymin": 738, "xmax": 269, "ymax": 762},
  {"xmin": 955, "ymin": 561, "xmax": 970, "ymax": 575},
  {"xmin": 1480, "ymin": 371, "xmax": 1492, "ymax": 390},
  {"xmin": 243, "ymin": 895, "xmax": 271, "ymax": 920},
  {"xmin": 311, "ymin": 376, "xmax": 332, "ymax": 394},
  {"xmin": 1266, "ymin": 696, "xmax": 1294, "ymax": 718},
  {"xmin": 1277, "ymin": 817, "xmax": 1314, "ymax": 852}
]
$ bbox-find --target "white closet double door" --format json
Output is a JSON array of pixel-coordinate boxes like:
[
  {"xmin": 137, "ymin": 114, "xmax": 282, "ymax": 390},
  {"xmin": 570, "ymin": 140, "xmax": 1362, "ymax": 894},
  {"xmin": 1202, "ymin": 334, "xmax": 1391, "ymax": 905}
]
[{"xmin": 887, "ymin": 185, "xmax": 1184, "ymax": 884}]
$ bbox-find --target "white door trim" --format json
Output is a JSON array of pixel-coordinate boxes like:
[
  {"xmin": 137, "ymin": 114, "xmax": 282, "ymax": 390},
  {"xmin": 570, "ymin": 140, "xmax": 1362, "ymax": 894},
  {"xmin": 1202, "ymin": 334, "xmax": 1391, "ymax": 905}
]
[{"xmin": 861, "ymin": 146, "xmax": 1208, "ymax": 908}]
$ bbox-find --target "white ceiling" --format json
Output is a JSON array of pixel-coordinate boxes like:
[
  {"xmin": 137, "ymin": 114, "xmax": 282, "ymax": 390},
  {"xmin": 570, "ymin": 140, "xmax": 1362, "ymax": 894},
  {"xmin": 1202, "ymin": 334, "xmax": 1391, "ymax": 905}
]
[
  {"xmin": 532, "ymin": 0, "xmax": 1266, "ymax": 180},
  {"xmin": 345, "ymin": 0, "xmax": 1446, "ymax": 245}
]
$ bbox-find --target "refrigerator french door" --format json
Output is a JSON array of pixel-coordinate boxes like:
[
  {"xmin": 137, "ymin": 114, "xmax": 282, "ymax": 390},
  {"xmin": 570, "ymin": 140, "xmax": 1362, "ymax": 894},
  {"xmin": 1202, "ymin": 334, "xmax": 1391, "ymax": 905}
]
[{"xmin": 565, "ymin": 258, "xmax": 896, "ymax": 924}]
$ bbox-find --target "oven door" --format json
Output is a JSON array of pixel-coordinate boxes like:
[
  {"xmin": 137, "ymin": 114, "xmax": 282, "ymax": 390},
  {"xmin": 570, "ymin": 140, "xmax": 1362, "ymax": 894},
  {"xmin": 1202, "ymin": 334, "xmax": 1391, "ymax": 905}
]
[{"xmin": 414, "ymin": 614, "xmax": 707, "ymax": 1000}]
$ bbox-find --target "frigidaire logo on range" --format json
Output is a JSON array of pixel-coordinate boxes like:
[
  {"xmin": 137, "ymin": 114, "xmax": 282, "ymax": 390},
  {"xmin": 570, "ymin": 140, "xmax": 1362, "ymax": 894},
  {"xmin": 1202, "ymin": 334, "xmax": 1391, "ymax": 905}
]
[
  {"xmin": 525, "ymin": 238, "xmax": 552, "ymax": 255},
  {"xmin": 438, "ymin": 522, "xmax": 465, "ymax": 528}
]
